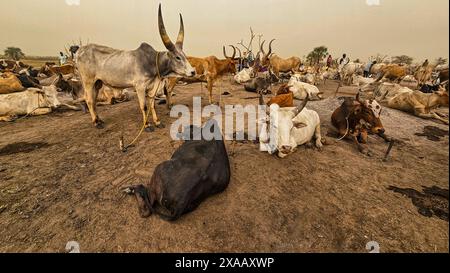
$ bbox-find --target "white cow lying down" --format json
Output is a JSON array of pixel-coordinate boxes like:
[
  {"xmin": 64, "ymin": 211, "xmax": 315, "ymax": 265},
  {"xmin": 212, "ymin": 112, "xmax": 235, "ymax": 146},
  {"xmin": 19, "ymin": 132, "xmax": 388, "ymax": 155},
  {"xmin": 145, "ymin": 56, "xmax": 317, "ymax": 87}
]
[
  {"xmin": 234, "ymin": 67, "xmax": 253, "ymax": 84},
  {"xmin": 259, "ymin": 95, "xmax": 323, "ymax": 158},
  {"xmin": 288, "ymin": 75, "xmax": 323, "ymax": 100},
  {"xmin": 0, "ymin": 85, "xmax": 81, "ymax": 122}
]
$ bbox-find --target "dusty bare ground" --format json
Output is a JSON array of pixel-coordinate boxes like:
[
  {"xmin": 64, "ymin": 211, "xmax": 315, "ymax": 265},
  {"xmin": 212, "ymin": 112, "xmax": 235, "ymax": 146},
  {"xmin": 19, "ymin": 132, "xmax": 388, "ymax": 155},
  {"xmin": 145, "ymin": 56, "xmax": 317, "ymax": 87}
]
[{"xmin": 0, "ymin": 79, "xmax": 448, "ymax": 253}]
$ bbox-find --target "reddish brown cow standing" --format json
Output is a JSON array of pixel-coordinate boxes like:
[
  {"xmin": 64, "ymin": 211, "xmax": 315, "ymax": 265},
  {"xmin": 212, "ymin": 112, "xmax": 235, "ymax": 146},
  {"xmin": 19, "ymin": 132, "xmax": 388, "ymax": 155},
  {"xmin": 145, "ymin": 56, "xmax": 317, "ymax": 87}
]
[{"xmin": 165, "ymin": 46, "xmax": 237, "ymax": 105}]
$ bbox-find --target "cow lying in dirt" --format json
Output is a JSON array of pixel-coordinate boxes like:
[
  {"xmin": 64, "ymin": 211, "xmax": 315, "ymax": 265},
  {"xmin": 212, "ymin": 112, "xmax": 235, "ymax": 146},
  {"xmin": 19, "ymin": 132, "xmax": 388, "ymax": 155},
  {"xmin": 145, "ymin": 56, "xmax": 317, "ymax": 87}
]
[
  {"xmin": 259, "ymin": 94, "xmax": 323, "ymax": 158},
  {"xmin": 375, "ymin": 84, "xmax": 449, "ymax": 124},
  {"xmin": 125, "ymin": 121, "xmax": 231, "ymax": 221},
  {"xmin": 287, "ymin": 75, "xmax": 323, "ymax": 100},
  {"xmin": 331, "ymin": 94, "xmax": 388, "ymax": 155},
  {"xmin": 267, "ymin": 84, "xmax": 294, "ymax": 107},
  {"xmin": 0, "ymin": 85, "xmax": 81, "ymax": 122},
  {"xmin": 0, "ymin": 72, "xmax": 25, "ymax": 94}
]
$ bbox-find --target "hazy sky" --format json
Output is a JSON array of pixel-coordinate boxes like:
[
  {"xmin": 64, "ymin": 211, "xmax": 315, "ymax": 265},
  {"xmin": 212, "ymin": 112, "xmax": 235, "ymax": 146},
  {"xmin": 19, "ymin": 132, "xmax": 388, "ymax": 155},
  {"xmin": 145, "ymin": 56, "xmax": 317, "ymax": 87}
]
[{"xmin": 1, "ymin": 0, "xmax": 448, "ymax": 62}]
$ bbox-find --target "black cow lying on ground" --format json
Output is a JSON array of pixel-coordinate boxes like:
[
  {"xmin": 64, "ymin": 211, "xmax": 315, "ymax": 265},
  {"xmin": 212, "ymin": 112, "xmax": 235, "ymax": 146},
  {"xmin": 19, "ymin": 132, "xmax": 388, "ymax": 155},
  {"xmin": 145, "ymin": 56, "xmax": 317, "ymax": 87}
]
[{"xmin": 125, "ymin": 121, "xmax": 231, "ymax": 221}]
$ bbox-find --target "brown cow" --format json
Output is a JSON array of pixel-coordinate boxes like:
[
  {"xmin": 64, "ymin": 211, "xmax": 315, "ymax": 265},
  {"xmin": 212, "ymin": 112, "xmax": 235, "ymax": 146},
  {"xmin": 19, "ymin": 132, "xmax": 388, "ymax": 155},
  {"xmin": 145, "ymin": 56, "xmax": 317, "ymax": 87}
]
[
  {"xmin": 0, "ymin": 72, "xmax": 25, "ymax": 94},
  {"xmin": 260, "ymin": 39, "xmax": 301, "ymax": 77},
  {"xmin": 332, "ymin": 94, "xmax": 388, "ymax": 155},
  {"xmin": 375, "ymin": 64, "xmax": 407, "ymax": 83},
  {"xmin": 165, "ymin": 46, "xmax": 237, "ymax": 105},
  {"xmin": 267, "ymin": 84, "xmax": 294, "ymax": 107},
  {"xmin": 414, "ymin": 60, "xmax": 434, "ymax": 86}
]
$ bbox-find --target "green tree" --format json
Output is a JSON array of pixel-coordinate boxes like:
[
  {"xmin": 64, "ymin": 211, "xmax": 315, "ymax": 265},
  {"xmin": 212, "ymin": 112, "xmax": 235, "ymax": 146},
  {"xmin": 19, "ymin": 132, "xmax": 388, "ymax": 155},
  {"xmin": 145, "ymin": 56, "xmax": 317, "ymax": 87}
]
[
  {"xmin": 392, "ymin": 55, "xmax": 413, "ymax": 65},
  {"xmin": 307, "ymin": 46, "xmax": 328, "ymax": 65},
  {"xmin": 4, "ymin": 47, "xmax": 25, "ymax": 60}
]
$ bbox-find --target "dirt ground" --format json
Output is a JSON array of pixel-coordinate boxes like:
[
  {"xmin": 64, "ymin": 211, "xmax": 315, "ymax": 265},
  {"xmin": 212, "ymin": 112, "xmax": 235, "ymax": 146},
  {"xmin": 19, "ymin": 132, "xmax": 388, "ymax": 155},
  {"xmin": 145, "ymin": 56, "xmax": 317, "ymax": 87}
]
[{"xmin": 0, "ymin": 78, "xmax": 448, "ymax": 253}]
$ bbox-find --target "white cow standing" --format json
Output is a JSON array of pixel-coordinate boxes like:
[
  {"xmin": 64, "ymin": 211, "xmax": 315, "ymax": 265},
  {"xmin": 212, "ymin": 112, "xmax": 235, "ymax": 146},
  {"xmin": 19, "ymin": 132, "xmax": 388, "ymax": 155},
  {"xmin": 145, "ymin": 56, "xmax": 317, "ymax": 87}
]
[{"xmin": 259, "ymin": 94, "xmax": 323, "ymax": 158}]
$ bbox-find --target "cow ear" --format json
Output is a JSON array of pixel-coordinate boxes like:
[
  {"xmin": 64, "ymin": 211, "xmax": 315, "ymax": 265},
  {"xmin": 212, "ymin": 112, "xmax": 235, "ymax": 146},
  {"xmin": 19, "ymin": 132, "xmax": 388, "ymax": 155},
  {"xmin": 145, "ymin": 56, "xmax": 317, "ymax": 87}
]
[{"xmin": 293, "ymin": 121, "xmax": 307, "ymax": 128}]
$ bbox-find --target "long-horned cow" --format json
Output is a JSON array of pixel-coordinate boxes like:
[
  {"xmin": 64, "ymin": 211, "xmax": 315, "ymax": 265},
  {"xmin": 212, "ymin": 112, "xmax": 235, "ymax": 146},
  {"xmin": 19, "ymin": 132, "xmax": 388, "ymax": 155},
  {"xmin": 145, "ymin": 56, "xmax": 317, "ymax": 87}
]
[
  {"xmin": 164, "ymin": 45, "xmax": 237, "ymax": 105},
  {"xmin": 75, "ymin": 5, "xmax": 195, "ymax": 129},
  {"xmin": 331, "ymin": 94, "xmax": 388, "ymax": 155},
  {"xmin": 260, "ymin": 39, "xmax": 301, "ymax": 77},
  {"xmin": 259, "ymin": 94, "xmax": 323, "ymax": 158}
]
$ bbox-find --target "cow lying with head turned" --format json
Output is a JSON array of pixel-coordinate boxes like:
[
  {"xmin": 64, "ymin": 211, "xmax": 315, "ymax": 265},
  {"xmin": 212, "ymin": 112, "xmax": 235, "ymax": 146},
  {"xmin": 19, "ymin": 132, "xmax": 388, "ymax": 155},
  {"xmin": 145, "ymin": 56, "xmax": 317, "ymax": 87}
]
[
  {"xmin": 125, "ymin": 121, "xmax": 231, "ymax": 221},
  {"xmin": 259, "ymin": 93, "xmax": 323, "ymax": 158},
  {"xmin": 331, "ymin": 94, "xmax": 388, "ymax": 155}
]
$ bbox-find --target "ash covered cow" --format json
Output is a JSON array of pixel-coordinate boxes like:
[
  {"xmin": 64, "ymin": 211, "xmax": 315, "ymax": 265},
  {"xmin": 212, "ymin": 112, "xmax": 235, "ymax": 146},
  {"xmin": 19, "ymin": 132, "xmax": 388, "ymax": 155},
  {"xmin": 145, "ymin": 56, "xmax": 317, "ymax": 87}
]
[{"xmin": 259, "ymin": 94, "xmax": 323, "ymax": 158}]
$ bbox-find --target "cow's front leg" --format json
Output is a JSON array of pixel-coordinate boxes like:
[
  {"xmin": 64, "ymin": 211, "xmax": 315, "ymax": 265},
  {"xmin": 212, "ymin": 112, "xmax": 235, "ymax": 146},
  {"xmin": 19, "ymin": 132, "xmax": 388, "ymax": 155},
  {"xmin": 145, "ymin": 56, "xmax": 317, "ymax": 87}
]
[
  {"xmin": 166, "ymin": 78, "xmax": 177, "ymax": 110},
  {"xmin": 351, "ymin": 134, "xmax": 371, "ymax": 156},
  {"xmin": 136, "ymin": 86, "xmax": 153, "ymax": 132},
  {"xmin": 148, "ymin": 80, "xmax": 164, "ymax": 129},
  {"xmin": 207, "ymin": 77, "xmax": 215, "ymax": 104},
  {"xmin": 84, "ymin": 81, "xmax": 103, "ymax": 128},
  {"xmin": 31, "ymin": 107, "xmax": 52, "ymax": 116},
  {"xmin": 314, "ymin": 124, "xmax": 323, "ymax": 150}
]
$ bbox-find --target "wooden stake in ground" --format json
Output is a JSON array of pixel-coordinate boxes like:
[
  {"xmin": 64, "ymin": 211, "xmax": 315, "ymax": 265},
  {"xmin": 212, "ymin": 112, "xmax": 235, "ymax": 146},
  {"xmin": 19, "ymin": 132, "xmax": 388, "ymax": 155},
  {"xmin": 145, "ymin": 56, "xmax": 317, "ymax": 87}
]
[{"xmin": 383, "ymin": 140, "xmax": 395, "ymax": 162}]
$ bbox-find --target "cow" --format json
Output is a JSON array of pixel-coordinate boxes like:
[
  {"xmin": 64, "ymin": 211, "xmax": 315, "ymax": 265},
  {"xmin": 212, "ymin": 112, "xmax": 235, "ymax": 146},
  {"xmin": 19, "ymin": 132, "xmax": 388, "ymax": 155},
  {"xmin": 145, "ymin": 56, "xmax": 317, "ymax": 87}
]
[
  {"xmin": 164, "ymin": 46, "xmax": 237, "ymax": 106},
  {"xmin": 0, "ymin": 60, "xmax": 26, "ymax": 72},
  {"xmin": 376, "ymin": 84, "xmax": 449, "ymax": 124},
  {"xmin": 53, "ymin": 74, "xmax": 130, "ymax": 107},
  {"xmin": 267, "ymin": 84, "xmax": 294, "ymax": 107},
  {"xmin": 369, "ymin": 63, "xmax": 386, "ymax": 76},
  {"xmin": 352, "ymin": 75, "xmax": 375, "ymax": 87},
  {"xmin": 244, "ymin": 75, "xmax": 272, "ymax": 94},
  {"xmin": 0, "ymin": 72, "xmax": 25, "ymax": 94},
  {"xmin": 375, "ymin": 64, "xmax": 407, "ymax": 83},
  {"xmin": 340, "ymin": 62, "xmax": 364, "ymax": 85},
  {"xmin": 260, "ymin": 39, "xmax": 301, "ymax": 77},
  {"xmin": 414, "ymin": 60, "xmax": 434, "ymax": 87},
  {"xmin": 331, "ymin": 94, "xmax": 387, "ymax": 155},
  {"xmin": 48, "ymin": 64, "xmax": 75, "ymax": 75},
  {"xmin": 287, "ymin": 75, "xmax": 323, "ymax": 100},
  {"xmin": 399, "ymin": 75, "xmax": 419, "ymax": 89},
  {"xmin": 234, "ymin": 67, "xmax": 254, "ymax": 84},
  {"xmin": 0, "ymin": 85, "xmax": 82, "ymax": 122},
  {"xmin": 75, "ymin": 5, "xmax": 195, "ymax": 129},
  {"xmin": 259, "ymin": 93, "xmax": 323, "ymax": 158},
  {"xmin": 125, "ymin": 121, "xmax": 231, "ymax": 221}
]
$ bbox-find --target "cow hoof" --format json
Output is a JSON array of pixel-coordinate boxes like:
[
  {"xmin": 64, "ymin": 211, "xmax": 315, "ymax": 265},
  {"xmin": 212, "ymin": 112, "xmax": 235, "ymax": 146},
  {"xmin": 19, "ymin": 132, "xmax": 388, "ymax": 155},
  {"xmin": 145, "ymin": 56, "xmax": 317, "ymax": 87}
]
[
  {"xmin": 95, "ymin": 120, "xmax": 105, "ymax": 129},
  {"xmin": 156, "ymin": 123, "xmax": 165, "ymax": 129},
  {"xmin": 145, "ymin": 126, "xmax": 155, "ymax": 132}
]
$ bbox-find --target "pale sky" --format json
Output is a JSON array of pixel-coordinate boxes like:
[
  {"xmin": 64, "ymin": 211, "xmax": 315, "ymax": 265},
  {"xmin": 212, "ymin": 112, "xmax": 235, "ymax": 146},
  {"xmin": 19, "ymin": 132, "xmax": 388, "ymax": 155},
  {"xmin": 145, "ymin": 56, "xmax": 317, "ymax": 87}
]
[{"xmin": 1, "ymin": 0, "xmax": 448, "ymax": 62}]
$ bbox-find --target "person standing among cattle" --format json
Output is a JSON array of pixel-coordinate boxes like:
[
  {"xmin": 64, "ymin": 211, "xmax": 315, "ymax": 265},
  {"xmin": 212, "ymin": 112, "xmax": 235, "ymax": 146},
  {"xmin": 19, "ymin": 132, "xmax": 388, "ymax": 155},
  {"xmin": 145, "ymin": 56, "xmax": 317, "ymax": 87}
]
[
  {"xmin": 339, "ymin": 54, "xmax": 350, "ymax": 69},
  {"xmin": 364, "ymin": 60, "xmax": 377, "ymax": 78},
  {"xmin": 59, "ymin": 52, "xmax": 68, "ymax": 66},
  {"xmin": 327, "ymin": 55, "xmax": 333, "ymax": 68}
]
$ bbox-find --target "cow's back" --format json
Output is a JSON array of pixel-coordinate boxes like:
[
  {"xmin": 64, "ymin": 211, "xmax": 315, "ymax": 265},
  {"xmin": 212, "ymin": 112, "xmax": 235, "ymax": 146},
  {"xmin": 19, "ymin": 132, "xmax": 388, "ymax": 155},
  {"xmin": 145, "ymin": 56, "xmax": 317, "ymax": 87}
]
[{"xmin": 149, "ymin": 139, "xmax": 230, "ymax": 220}]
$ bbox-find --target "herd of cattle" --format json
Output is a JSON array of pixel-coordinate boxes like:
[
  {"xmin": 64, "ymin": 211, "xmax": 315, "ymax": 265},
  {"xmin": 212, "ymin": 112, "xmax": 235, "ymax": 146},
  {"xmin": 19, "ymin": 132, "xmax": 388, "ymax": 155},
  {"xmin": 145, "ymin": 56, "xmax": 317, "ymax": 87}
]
[{"xmin": 1, "ymin": 5, "xmax": 448, "ymax": 221}]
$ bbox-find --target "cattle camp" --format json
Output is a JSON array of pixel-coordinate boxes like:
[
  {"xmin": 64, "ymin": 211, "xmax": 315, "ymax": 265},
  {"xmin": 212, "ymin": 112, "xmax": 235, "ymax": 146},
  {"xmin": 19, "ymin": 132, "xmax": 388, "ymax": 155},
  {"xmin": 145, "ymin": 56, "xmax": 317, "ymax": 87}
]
[{"xmin": 0, "ymin": 0, "xmax": 449, "ymax": 254}]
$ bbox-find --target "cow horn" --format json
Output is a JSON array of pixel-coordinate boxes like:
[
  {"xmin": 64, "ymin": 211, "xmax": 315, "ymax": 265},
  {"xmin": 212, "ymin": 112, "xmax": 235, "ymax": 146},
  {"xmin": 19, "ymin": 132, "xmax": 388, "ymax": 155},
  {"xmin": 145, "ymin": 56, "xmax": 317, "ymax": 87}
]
[
  {"xmin": 259, "ymin": 92, "xmax": 265, "ymax": 106},
  {"xmin": 295, "ymin": 93, "xmax": 309, "ymax": 114},
  {"xmin": 158, "ymin": 4, "xmax": 176, "ymax": 51},
  {"xmin": 229, "ymin": 45, "xmax": 236, "ymax": 59},
  {"xmin": 260, "ymin": 40, "xmax": 266, "ymax": 56},
  {"xmin": 176, "ymin": 14, "xmax": 184, "ymax": 49},
  {"xmin": 223, "ymin": 46, "xmax": 229, "ymax": 59},
  {"xmin": 267, "ymin": 39, "xmax": 275, "ymax": 57},
  {"xmin": 356, "ymin": 91, "xmax": 364, "ymax": 105}
]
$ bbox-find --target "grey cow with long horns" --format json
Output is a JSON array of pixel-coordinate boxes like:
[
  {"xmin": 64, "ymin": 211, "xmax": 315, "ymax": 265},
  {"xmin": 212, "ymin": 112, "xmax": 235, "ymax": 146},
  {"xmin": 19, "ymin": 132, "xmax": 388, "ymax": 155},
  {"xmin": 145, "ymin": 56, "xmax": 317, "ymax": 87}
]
[{"xmin": 75, "ymin": 4, "xmax": 195, "ymax": 129}]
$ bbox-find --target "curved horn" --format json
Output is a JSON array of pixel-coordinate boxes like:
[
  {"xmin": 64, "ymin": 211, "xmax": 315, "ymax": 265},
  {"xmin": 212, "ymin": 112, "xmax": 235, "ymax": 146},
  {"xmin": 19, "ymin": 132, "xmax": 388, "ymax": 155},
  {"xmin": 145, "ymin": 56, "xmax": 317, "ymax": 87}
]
[
  {"xmin": 223, "ymin": 46, "xmax": 229, "ymax": 59},
  {"xmin": 259, "ymin": 92, "xmax": 265, "ymax": 106},
  {"xmin": 295, "ymin": 93, "xmax": 309, "ymax": 114},
  {"xmin": 260, "ymin": 40, "xmax": 266, "ymax": 56},
  {"xmin": 356, "ymin": 91, "xmax": 365, "ymax": 105},
  {"xmin": 229, "ymin": 45, "xmax": 236, "ymax": 59},
  {"xmin": 158, "ymin": 4, "xmax": 175, "ymax": 51},
  {"xmin": 176, "ymin": 14, "xmax": 184, "ymax": 49},
  {"xmin": 267, "ymin": 39, "xmax": 275, "ymax": 57}
]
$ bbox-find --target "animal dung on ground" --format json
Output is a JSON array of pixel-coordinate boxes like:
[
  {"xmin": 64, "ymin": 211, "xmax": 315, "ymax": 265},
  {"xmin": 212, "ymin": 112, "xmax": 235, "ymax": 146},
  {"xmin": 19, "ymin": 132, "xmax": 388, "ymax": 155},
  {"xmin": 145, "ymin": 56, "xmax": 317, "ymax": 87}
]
[
  {"xmin": 415, "ymin": 126, "xmax": 449, "ymax": 142},
  {"xmin": 388, "ymin": 186, "xmax": 449, "ymax": 222}
]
